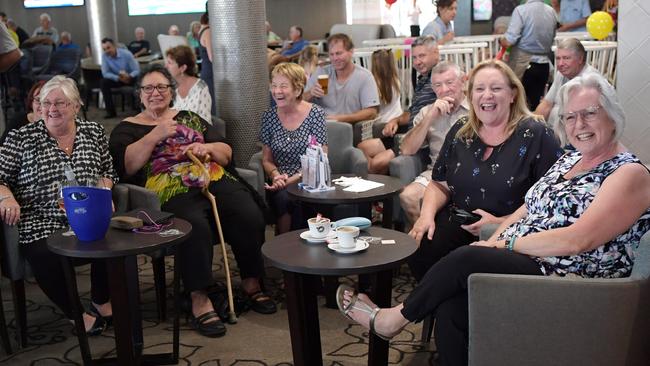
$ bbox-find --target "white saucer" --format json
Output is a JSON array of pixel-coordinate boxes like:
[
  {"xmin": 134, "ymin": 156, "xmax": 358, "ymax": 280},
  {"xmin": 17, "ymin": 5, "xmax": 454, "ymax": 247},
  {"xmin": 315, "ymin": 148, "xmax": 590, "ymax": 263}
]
[
  {"xmin": 300, "ymin": 230, "xmax": 337, "ymax": 243},
  {"xmin": 327, "ymin": 240, "xmax": 369, "ymax": 254}
]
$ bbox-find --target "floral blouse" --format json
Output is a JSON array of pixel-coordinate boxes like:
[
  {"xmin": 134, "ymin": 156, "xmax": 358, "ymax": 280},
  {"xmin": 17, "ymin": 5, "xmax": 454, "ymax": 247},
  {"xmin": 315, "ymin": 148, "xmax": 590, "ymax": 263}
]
[
  {"xmin": 499, "ymin": 151, "xmax": 650, "ymax": 278},
  {"xmin": 433, "ymin": 117, "xmax": 564, "ymax": 217},
  {"xmin": 109, "ymin": 110, "xmax": 236, "ymax": 205}
]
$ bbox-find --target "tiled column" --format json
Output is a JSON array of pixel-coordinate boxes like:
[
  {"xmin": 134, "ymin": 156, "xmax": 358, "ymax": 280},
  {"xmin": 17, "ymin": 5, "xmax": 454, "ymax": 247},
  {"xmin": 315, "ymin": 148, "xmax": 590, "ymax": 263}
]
[{"xmin": 617, "ymin": 0, "xmax": 650, "ymax": 163}]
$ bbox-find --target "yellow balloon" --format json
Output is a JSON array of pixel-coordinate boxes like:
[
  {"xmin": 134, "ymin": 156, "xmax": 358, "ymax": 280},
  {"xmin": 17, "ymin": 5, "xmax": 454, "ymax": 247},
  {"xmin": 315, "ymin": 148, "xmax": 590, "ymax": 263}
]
[{"xmin": 587, "ymin": 11, "xmax": 614, "ymax": 40}]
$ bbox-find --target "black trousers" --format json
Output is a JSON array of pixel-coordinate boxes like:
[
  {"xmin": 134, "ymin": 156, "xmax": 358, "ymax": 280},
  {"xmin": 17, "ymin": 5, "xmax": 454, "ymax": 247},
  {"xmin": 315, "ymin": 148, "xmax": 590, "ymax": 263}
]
[
  {"xmin": 22, "ymin": 238, "xmax": 109, "ymax": 319},
  {"xmin": 407, "ymin": 207, "xmax": 477, "ymax": 282},
  {"xmin": 100, "ymin": 78, "xmax": 134, "ymax": 114},
  {"xmin": 161, "ymin": 178, "xmax": 266, "ymax": 292},
  {"xmin": 401, "ymin": 246, "xmax": 543, "ymax": 366},
  {"xmin": 521, "ymin": 62, "xmax": 549, "ymax": 110}
]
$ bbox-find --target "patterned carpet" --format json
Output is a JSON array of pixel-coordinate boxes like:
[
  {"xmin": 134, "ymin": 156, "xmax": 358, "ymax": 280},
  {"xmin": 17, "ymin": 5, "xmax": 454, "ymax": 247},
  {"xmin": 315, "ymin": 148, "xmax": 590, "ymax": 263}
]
[{"xmin": 0, "ymin": 247, "xmax": 438, "ymax": 365}]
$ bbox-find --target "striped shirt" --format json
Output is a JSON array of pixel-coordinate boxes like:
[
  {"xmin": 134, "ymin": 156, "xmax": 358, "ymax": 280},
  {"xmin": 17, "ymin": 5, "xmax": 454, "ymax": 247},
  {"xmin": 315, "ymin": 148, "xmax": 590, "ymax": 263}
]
[
  {"xmin": 408, "ymin": 71, "xmax": 437, "ymax": 127},
  {"xmin": 0, "ymin": 119, "xmax": 117, "ymax": 245}
]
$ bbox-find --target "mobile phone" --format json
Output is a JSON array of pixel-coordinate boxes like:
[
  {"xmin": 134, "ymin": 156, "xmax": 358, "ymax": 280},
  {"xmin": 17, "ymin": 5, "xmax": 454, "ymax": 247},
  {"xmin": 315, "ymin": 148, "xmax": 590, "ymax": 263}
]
[{"xmin": 450, "ymin": 208, "xmax": 481, "ymax": 225}]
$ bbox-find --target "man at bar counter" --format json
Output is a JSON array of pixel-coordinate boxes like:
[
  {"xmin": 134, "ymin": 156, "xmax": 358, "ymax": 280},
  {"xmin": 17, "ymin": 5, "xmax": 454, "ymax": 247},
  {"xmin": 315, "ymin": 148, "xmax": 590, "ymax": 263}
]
[{"xmin": 303, "ymin": 33, "xmax": 379, "ymax": 124}]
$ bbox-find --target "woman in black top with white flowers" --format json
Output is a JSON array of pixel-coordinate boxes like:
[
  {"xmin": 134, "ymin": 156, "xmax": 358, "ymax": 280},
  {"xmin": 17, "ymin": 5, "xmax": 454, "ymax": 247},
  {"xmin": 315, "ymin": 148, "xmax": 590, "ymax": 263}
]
[{"xmin": 407, "ymin": 60, "xmax": 563, "ymax": 280}]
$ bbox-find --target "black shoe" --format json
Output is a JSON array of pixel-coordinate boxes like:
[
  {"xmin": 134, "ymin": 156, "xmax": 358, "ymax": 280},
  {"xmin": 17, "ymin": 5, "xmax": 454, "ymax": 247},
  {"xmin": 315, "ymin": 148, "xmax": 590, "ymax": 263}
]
[
  {"xmin": 248, "ymin": 292, "xmax": 277, "ymax": 314},
  {"xmin": 88, "ymin": 303, "xmax": 113, "ymax": 327},
  {"xmin": 189, "ymin": 310, "xmax": 227, "ymax": 338},
  {"xmin": 85, "ymin": 312, "xmax": 107, "ymax": 336},
  {"xmin": 104, "ymin": 111, "xmax": 117, "ymax": 119}
]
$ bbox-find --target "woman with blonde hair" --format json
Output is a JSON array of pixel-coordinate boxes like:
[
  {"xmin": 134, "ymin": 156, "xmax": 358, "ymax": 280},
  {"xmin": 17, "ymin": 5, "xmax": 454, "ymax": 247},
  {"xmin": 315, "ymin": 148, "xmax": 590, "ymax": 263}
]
[
  {"xmin": 357, "ymin": 49, "xmax": 403, "ymax": 174},
  {"xmin": 406, "ymin": 59, "xmax": 563, "ymax": 281}
]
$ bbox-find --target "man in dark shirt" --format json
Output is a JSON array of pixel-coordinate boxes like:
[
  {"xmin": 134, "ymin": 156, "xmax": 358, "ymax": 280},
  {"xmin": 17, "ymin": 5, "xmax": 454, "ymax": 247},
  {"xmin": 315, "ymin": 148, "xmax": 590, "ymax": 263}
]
[{"xmin": 127, "ymin": 27, "xmax": 150, "ymax": 57}]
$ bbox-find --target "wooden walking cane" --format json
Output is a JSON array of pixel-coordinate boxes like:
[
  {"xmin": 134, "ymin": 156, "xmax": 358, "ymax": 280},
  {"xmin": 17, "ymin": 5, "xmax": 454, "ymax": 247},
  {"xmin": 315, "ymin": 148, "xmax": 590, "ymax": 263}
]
[{"xmin": 186, "ymin": 150, "xmax": 238, "ymax": 324}]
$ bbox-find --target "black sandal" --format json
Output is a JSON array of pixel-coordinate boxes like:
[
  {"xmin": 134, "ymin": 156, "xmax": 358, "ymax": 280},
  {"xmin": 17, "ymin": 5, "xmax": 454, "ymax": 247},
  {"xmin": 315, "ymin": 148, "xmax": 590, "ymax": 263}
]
[
  {"xmin": 85, "ymin": 312, "xmax": 107, "ymax": 336},
  {"xmin": 248, "ymin": 292, "xmax": 277, "ymax": 314},
  {"xmin": 189, "ymin": 310, "xmax": 227, "ymax": 338},
  {"xmin": 89, "ymin": 303, "xmax": 113, "ymax": 327}
]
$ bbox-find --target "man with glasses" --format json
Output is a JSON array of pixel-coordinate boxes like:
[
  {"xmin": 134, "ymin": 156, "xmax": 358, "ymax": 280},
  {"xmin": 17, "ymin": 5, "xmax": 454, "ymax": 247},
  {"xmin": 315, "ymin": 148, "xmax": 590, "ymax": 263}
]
[
  {"xmin": 398, "ymin": 61, "xmax": 469, "ymax": 228},
  {"xmin": 100, "ymin": 37, "xmax": 140, "ymax": 119}
]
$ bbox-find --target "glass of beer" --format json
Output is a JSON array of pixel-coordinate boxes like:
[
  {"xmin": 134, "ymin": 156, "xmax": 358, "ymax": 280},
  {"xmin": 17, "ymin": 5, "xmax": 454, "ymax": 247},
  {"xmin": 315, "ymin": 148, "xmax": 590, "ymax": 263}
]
[{"xmin": 317, "ymin": 74, "xmax": 329, "ymax": 95}]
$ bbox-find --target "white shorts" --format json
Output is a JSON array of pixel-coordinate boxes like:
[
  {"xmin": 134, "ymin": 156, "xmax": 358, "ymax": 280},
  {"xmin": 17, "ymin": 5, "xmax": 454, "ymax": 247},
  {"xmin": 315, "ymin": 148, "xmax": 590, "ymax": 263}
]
[{"xmin": 413, "ymin": 169, "xmax": 433, "ymax": 187}]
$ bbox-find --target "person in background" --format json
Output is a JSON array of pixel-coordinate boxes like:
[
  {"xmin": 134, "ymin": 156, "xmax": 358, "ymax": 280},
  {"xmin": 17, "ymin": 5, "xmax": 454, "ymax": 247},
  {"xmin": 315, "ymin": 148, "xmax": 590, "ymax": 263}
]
[
  {"xmin": 165, "ymin": 45, "xmax": 212, "ymax": 122},
  {"xmin": 260, "ymin": 63, "xmax": 328, "ymax": 233},
  {"xmin": 421, "ymin": 0, "xmax": 457, "ymax": 45},
  {"xmin": 187, "ymin": 21, "xmax": 201, "ymax": 56},
  {"xmin": 0, "ymin": 12, "xmax": 18, "ymax": 46},
  {"xmin": 298, "ymin": 45, "xmax": 319, "ymax": 80},
  {"xmin": 500, "ymin": 0, "xmax": 557, "ymax": 110},
  {"xmin": 338, "ymin": 72, "xmax": 650, "ymax": 366},
  {"xmin": 406, "ymin": 59, "xmax": 563, "ymax": 282},
  {"xmin": 100, "ymin": 37, "xmax": 140, "ymax": 119},
  {"xmin": 0, "ymin": 76, "xmax": 117, "ymax": 337},
  {"xmin": 0, "ymin": 22, "xmax": 21, "ymax": 135},
  {"xmin": 32, "ymin": 13, "xmax": 59, "ymax": 44},
  {"xmin": 492, "ymin": 16, "xmax": 511, "ymax": 34},
  {"xmin": 558, "ymin": 0, "xmax": 592, "ymax": 32},
  {"xmin": 408, "ymin": 0, "xmax": 422, "ymax": 36},
  {"xmin": 58, "ymin": 31, "xmax": 79, "ymax": 50},
  {"xmin": 1, "ymin": 81, "xmax": 45, "ymax": 145},
  {"xmin": 127, "ymin": 27, "xmax": 150, "ymax": 57},
  {"xmin": 7, "ymin": 19, "xmax": 29, "ymax": 47},
  {"xmin": 266, "ymin": 21, "xmax": 282, "ymax": 47},
  {"xmin": 304, "ymin": 33, "xmax": 379, "ymax": 124},
  {"xmin": 280, "ymin": 26, "xmax": 309, "ymax": 58},
  {"xmin": 399, "ymin": 61, "xmax": 469, "ymax": 228},
  {"xmin": 198, "ymin": 11, "xmax": 216, "ymax": 115},
  {"xmin": 168, "ymin": 25, "xmax": 181, "ymax": 36},
  {"xmin": 357, "ymin": 49, "xmax": 403, "ymax": 174}
]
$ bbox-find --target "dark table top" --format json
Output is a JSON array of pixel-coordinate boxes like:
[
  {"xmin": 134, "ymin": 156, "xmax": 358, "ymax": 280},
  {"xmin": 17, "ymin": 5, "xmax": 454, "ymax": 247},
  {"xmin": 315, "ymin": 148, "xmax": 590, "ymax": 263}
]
[
  {"xmin": 262, "ymin": 227, "xmax": 417, "ymax": 276},
  {"xmin": 47, "ymin": 218, "xmax": 191, "ymax": 259},
  {"xmin": 286, "ymin": 174, "xmax": 404, "ymax": 205}
]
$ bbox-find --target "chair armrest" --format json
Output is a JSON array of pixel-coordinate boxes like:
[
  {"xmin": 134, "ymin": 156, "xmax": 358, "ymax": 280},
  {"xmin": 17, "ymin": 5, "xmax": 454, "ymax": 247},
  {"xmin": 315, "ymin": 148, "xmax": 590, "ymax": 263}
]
[
  {"xmin": 117, "ymin": 183, "xmax": 161, "ymax": 211},
  {"xmin": 0, "ymin": 223, "xmax": 26, "ymax": 280},
  {"xmin": 112, "ymin": 183, "xmax": 129, "ymax": 214},
  {"xmin": 389, "ymin": 154, "xmax": 423, "ymax": 185},
  {"xmin": 236, "ymin": 167, "xmax": 261, "ymax": 196},
  {"xmin": 247, "ymin": 151, "xmax": 265, "ymax": 196},
  {"xmin": 468, "ymin": 273, "xmax": 650, "ymax": 366},
  {"xmin": 340, "ymin": 147, "xmax": 368, "ymax": 176}
]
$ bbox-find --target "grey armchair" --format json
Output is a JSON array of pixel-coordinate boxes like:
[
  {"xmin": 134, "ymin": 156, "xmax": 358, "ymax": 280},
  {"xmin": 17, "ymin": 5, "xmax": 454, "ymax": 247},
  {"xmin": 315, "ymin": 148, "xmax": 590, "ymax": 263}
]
[
  {"xmin": 388, "ymin": 149, "xmax": 430, "ymax": 223},
  {"xmin": 467, "ymin": 232, "xmax": 650, "ymax": 366},
  {"xmin": 0, "ymin": 223, "xmax": 30, "ymax": 349}
]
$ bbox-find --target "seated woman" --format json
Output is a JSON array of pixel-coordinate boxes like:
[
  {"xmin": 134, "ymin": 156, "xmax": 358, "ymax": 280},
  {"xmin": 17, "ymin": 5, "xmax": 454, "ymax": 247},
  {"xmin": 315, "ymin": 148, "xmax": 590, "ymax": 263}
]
[
  {"xmin": 356, "ymin": 48, "xmax": 403, "ymax": 174},
  {"xmin": 0, "ymin": 76, "xmax": 116, "ymax": 335},
  {"xmin": 338, "ymin": 72, "xmax": 650, "ymax": 366},
  {"xmin": 260, "ymin": 62, "xmax": 327, "ymax": 234},
  {"xmin": 109, "ymin": 65, "xmax": 276, "ymax": 338},
  {"xmin": 407, "ymin": 60, "xmax": 563, "ymax": 281},
  {"xmin": 0, "ymin": 80, "xmax": 45, "ymax": 144},
  {"xmin": 165, "ymin": 45, "xmax": 212, "ymax": 122}
]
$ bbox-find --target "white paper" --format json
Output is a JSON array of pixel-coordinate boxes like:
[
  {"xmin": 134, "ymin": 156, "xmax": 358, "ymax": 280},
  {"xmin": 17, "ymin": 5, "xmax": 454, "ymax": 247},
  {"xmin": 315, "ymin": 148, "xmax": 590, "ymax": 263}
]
[{"xmin": 341, "ymin": 179, "xmax": 385, "ymax": 193}]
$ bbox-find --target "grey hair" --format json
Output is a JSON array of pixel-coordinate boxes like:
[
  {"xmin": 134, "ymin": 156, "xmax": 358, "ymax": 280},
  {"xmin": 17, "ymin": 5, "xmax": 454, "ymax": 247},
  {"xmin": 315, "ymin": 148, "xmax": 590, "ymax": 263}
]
[
  {"xmin": 60, "ymin": 31, "xmax": 71, "ymax": 40},
  {"xmin": 39, "ymin": 13, "xmax": 51, "ymax": 22},
  {"xmin": 40, "ymin": 75, "xmax": 83, "ymax": 108},
  {"xmin": 6, "ymin": 19, "xmax": 15, "ymax": 27},
  {"xmin": 135, "ymin": 26, "xmax": 145, "ymax": 33},
  {"xmin": 557, "ymin": 72, "xmax": 624, "ymax": 141},
  {"xmin": 412, "ymin": 35, "xmax": 438, "ymax": 49},
  {"xmin": 430, "ymin": 61, "xmax": 463, "ymax": 79},
  {"xmin": 557, "ymin": 38, "xmax": 586, "ymax": 63}
]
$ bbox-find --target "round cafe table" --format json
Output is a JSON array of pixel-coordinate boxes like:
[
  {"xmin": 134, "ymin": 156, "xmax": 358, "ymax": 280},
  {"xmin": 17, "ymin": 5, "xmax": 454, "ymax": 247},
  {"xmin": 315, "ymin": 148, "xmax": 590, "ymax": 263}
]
[
  {"xmin": 262, "ymin": 226, "xmax": 417, "ymax": 366},
  {"xmin": 47, "ymin": 218, "xmax": 191, "ymax": 366}
]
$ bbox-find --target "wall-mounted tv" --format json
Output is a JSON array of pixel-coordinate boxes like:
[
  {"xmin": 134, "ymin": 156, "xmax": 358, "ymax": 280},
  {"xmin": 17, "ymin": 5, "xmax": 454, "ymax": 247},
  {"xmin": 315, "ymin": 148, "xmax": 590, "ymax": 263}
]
[
  {"xmin": 472, "ymin": 0, "xmax": 492, "ymax": 22},
  {"xmin": 128, "ymin": 0, "xmax": 205, "ymax": 16},
  {"xmin": 24, "ymin": 0, "xmax": 84, "ymax": 8}
]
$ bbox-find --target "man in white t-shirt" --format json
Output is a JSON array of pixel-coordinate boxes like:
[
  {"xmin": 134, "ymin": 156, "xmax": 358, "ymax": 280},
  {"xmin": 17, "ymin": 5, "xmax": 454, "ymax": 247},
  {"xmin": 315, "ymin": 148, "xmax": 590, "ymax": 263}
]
[
  {"xmin": 0, "ymin": 22, "xmax": 21, "ymax": 136},
  {"xmin": 398, "ymin": 61, "xmax": 469, "ymax": 227},
  {"xmin": 304, "ymin": 33, "xmax": 379, "ymax": 124},
  {"xmin": 534, "ymin": 37, "xmax": 596, "ymax": 140}
]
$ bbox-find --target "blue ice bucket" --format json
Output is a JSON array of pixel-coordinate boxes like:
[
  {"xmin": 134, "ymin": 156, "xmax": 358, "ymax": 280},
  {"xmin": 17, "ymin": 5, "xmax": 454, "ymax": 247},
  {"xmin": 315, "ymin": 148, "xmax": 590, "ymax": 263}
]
[{"xmin": 63, "ymin": 186, "xmax": 112, "ymax": 242}]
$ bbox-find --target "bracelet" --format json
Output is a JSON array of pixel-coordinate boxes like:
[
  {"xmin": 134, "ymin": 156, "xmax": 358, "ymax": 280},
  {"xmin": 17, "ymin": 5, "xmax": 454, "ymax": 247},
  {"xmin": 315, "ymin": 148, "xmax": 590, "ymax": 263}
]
[{"xmin": 505, "ymin": 236, "xmax": 516, "ymax": 251}]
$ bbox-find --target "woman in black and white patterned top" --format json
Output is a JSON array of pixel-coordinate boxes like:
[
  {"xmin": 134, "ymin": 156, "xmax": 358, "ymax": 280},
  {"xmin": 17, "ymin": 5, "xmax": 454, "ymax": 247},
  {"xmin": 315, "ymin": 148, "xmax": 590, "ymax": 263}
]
[{"xmin": 0, "ymin": 76, "xmax": 117, "ymax": 336}]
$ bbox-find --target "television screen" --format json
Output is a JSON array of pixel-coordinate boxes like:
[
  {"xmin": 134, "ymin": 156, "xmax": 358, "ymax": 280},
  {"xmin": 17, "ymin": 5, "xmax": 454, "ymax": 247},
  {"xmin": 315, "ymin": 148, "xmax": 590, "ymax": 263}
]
[
  {"xmin": 24, "ymin": 0, "xmax": 84, "ymax": 8},
  {"xmin": 127, "ymin": 0, "xmax": 205, "ymax": 16},
  {"xmin": 472, "ymin": 0, "xmax": 492, "ymax": 21}
]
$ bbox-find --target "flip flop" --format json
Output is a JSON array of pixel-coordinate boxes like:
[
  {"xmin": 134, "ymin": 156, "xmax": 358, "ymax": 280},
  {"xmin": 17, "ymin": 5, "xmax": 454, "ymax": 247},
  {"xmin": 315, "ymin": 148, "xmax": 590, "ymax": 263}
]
[{"xmin": 335, "ymin": 284, "xmax": 392, "ymax": 341}]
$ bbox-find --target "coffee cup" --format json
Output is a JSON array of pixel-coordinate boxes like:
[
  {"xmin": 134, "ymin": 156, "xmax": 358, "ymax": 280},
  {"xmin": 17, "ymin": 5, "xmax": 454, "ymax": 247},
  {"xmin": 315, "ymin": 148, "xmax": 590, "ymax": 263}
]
[
  {"xmin": 317, "ymin": 74, "xmax": 329, "ymax": 94},
  {"xmin": 336, "ymin": 226, "xmax": 360, "ymax": 249},
  {"xmin": 307, "ymin": 217, "xmax": 335, "ymax": 238}
]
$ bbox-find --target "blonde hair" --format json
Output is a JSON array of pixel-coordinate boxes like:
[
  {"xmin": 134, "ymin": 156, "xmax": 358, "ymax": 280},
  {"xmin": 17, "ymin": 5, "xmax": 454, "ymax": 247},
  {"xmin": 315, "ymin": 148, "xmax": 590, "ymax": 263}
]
[
  {"xmin": 40, "ymin": 75, "xmax": 83, "ymax": 109},
  {"xmin": 457, "ymin": 59, "xmax": 541, "ymax": 141},
  {"xmin": 271, "ymin": 62, "xmax": 307, "ymax": 100}
]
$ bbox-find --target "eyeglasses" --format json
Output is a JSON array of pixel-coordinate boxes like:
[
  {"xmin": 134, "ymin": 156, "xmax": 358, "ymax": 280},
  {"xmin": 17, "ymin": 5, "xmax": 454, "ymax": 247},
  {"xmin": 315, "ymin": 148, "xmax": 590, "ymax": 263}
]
[
  {"xmin": 559, "ymin": 105, "xmax": 601, "ymax": 125},
  {"xmin": 140, "ymin": 84, "xmax": 171, "ymax": 94},
  {"xmin": 41, "ymin": 101, "xmax": 70, "ymax": 110}
]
